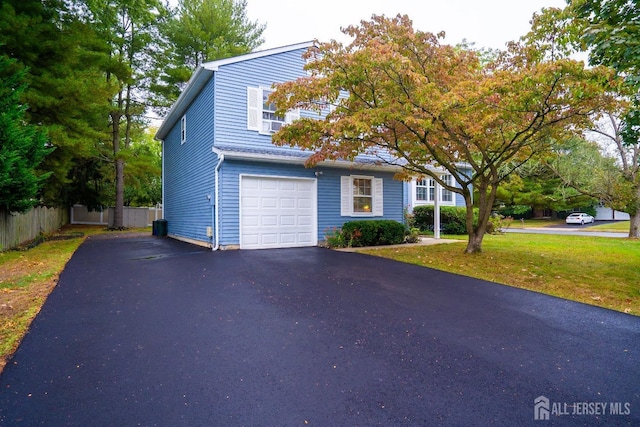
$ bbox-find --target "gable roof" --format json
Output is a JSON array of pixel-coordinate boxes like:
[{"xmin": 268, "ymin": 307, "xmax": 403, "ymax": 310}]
[{"xmin": 155, "ymin": 41, "xmax": 314, "ymax": 140}]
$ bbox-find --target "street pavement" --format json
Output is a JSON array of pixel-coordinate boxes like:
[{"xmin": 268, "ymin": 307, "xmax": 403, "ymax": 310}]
[{"xmin": 506, "ymin": 221, "xmax": 628, "ymax": 238}]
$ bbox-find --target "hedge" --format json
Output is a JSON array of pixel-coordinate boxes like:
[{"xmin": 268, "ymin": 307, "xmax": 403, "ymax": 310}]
[
  {"xmin": 411, "ymin": 205, "xmax": 478, "ymax": 234},
  {"xmin": 340, "ymin": 219, "xmax": 406, "ymax": 247}
]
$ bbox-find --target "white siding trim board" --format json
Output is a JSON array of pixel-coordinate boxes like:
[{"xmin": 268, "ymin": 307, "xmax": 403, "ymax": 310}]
[{"xmin": 214, "ymin": 148, "xmax": 403, "ymax": 172}]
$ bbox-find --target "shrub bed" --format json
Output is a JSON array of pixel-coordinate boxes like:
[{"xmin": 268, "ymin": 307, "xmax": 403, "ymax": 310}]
[
  {"xmin": 412, "ymin": 205, "xmax": 478, "ymax": 234},
  {"xmin": 334, "ymin": 220, "xmax": 406, "ymax": 247}
]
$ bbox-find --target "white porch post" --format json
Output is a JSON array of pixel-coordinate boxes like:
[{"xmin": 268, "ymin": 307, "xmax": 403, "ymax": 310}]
[{"xmin": 434, "ymin": 181, "xmax": 441, "ymax": 239}]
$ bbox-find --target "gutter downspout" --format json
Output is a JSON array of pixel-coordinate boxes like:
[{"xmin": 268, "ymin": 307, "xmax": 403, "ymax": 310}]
[
  {"xmin": 161, "ymin": 139, "xmax": 165, "ymax": 220},
  {"xmin": 212, "ymin": 148, "xmax": 224, "ymax": 251}
]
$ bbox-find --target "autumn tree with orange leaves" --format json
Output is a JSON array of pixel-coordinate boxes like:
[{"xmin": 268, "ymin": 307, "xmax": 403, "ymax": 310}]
[{"xmin": 270, "ymin": 14, "xmax": 615, "ymax": 253}]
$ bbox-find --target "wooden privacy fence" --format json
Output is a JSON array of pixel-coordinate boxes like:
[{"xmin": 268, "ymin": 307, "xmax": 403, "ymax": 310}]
[
  {"xmin": 70, "ymin": 205, "xmax": 163, "ymax": 228},
  {"xmin": 0, "ymin": 206, "xmax": 69, "ymax": 251}
]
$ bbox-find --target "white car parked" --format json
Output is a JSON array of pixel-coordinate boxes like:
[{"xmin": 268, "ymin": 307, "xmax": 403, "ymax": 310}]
[{"xmin": 565, "ymin": 212, "xmax": 595, "ymax": 225}]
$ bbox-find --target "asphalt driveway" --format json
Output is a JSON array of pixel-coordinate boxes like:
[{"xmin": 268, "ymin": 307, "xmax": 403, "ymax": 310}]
[{"xmin": 1, "ymin": 234, "xmax": 638, "ymax": 425}]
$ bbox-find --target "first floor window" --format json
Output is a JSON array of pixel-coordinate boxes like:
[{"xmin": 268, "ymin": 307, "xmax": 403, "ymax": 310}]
[
  {"xmin": 416, "ymin": 178, "xmax": 436, "ymax": 201},
  {"xmin": 353, "ymin": 178, "xmax": 372, "ymax": 213},
  {"xmin": 341, "ymin": 175, "xmax": 383, "ymax": 216},
  {"xmin": 415, "ymin": 174, "xmax": 454, "ymax": 203},
  {"xmin": 441, "ymin": 174, "xmax": 453, "ymax": 202},
  {"xmin": 416, "ymin": 178, "xmax": 429, "ymax": 201}
]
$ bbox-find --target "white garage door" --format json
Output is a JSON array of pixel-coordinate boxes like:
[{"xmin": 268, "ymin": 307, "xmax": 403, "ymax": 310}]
[{"xmin": 240, "ymin": 176, "xmax": 317, "ymax": 249}]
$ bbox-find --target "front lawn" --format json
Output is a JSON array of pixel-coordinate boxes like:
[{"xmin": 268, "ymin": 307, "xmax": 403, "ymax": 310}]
[
  {"xmin": 588, "ymin": 220, "xmax": 630, "ymax": 233},
  {"xmin": 361, "ymin": 233, "xmax": 640, "ymax": 315}
]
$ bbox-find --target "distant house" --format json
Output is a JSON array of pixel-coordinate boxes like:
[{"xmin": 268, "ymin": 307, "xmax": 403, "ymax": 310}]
[
  {"xmin": 156, "ymin": 42, "xmax": 466, "ymax": 250},
  {"xmin": 595, "ymin": 204, "xmax": 630, "ymax": 221}
]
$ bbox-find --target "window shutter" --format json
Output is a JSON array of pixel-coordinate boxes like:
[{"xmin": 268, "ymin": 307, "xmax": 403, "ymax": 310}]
[
  {"xmin": 285, "ymin": 108, "xmax": 300, "ymax": 124},
  {"xmin": 247, "ymin": 87, "xmax": 261, "ymax": 131},
  {"xmin": 340, "ymin": 176, "xmax": 351, "ymax": 216},
  {"xmin": 373, "ymin": 178, "xmax": 383, "ymax": 216}
]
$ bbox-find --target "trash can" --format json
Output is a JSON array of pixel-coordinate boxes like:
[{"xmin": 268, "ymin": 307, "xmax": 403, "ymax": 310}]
[{"xmin": 152, "ymin": 219, "xmax": 168, "ymax": 237}]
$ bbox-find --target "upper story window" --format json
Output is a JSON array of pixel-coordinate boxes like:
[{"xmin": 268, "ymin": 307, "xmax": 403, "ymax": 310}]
[
  {"xmin": 341, "ymin": 175, "xmax": 383, "ymax": 217},
  {"xmin": 180, "ymin": 115, "xmax": 186, "ymax": 144},
  {"xmin": 261, "ymin": 89, "xmax": 284, "ymax": 133},
  {"xmin": 247, "ymin": 86, "xmax": 299, "ymax": 135}
]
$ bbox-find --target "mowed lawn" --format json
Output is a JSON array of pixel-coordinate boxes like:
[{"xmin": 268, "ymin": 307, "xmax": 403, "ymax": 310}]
[{"xmin": 361, "ymin": 233, "xmax": 640, "ymax": 315}]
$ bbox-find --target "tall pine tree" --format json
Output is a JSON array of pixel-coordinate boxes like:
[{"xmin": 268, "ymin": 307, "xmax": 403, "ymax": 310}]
[
  {"xmin": 0, "ymin": 55, "xmax": 50, "ymax": 213},
  {"xmin": 0, "ymin": 0, "xmax": 114, "ymax": 209}
]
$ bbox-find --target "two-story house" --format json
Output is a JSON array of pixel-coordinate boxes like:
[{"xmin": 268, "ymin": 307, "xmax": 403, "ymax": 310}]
[{"xmin": 156, "ymin": 42, "xmax": 466, "ymax": 250}]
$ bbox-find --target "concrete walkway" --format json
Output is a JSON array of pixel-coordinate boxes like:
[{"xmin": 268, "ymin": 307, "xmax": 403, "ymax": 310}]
[{"xmin": 336, "ymin": 236, "xmax": 462, "ymax": 252}]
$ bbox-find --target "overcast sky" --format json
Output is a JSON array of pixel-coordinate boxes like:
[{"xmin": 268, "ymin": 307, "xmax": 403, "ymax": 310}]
[{"xmin": 245, "ymin": 0, "xmax": 568, "ymax": 51}]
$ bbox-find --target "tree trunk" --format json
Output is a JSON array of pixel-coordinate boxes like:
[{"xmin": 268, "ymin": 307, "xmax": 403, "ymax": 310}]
[
  {"xmin": 629, "ymin": 211, "xmax": 639, "ymax": 238},
  {"xmin": 465, "ymin": 231, "xmax": 484, "ymax": 254},
  {"xmin": 111, "ymin": 110, "xmax": 123, "ymax": 229},
  {"xmin": 629, "ymin": 184, "xmax": 640, "ymax": 238},
  {"xmin": 114, "ymin": 157, "xmax": 125, "ymax": 229},
  {"xmin": 463, "ymin": 180, "xmax": 496, "ymax": 254}
]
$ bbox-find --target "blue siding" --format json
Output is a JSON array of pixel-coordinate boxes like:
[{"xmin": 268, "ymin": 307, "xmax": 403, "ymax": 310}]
[
  {"xmin": 214, "ymin": 48, "xmax": 310, "ymax": 154},
  {"xmin": 163, "ymin": 76, "xmax": 217, "ymax": 245},
  {"xmin": 162, "ymin": 45, "xmax": 418, "ymax": 247},
  {"xmin": 316, "ymin": 168, "xmax": 404, "ymax": 241},
  {"xmin": 218, "ymin": 160, "xmax": 404, "ymax": 246}
]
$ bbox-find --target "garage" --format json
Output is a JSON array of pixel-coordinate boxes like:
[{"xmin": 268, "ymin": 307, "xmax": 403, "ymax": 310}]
[{"xmin": 240, "ymin": 175, "xmax": 317, "ymax": 249}]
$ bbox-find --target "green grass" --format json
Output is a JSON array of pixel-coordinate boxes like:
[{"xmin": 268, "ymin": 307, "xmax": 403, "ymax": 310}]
[
  {"xmin": 587, "ymin": 220, "xmax": 630, "ymax": 233},
  {"xmin": 361, "ymin": 233, "xmax": 640, "ymax": 315},
  {"xmin": 0, "ymin": 306, "xmax": 40, "ymax": 365}
]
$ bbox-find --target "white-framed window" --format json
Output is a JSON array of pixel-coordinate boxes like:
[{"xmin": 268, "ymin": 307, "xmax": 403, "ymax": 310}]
[
  {"xmin": 180, "ymin": 115, "xmax": 186, "ymax": 144},
  {"xmin": 247, "ymin": 86, "xmax": 300, "ymax": 134},
  {"xmin": 416, "ymin": 178, "xmax": 433, "ymax": 201},
  {"xmin": 414, "ymin": 174, "xmax": 454, "ymax": 204},
  {"xmin": 261, "ymin": 88, "xmax": 284, "ymax": 132},
  {"xmin": 341, "ymin": 175, "xmax": 383, "ymax": 217},
  {"xmin": 441, "ymin": 174, "xmax": 453, "ymax": 202}
]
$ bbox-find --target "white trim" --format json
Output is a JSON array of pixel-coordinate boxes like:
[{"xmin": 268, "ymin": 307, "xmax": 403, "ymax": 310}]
[
  {"xmin": 213, "ymin": 148, "xmax": 403, "ymax": 172},
  {"xmin": 410, "ymin": 174, "xmax": 456, "ymax": 209},
  {"xmin": 239, "ymin": 173, "xmax": 318, "ymax": 183},
  {"xmin": 238, "ymin": 174, "xmax": 318, "ymax": 249},
  {"xmin": 203, "ymin": 41, "xmax": 314, "ymax": 71},
  {"xmin": 212, "ymin": 151, "xmax": 225, "ymax": 251},
  {"xmin": 161, "ymin": 140, "xmax": 165, "ymax": 219},
  {"xmin": 156, "ymin": 67, "xmax": 211, "ymax": 140}
]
